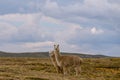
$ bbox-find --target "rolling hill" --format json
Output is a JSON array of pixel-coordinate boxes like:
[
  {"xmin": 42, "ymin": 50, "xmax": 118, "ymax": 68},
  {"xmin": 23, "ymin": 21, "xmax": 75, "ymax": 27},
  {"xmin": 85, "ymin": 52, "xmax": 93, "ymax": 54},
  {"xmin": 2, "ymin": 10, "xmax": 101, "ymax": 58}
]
[{"xmin": 0, "ymin": 51, "xmax": 109, "ymax": 58}]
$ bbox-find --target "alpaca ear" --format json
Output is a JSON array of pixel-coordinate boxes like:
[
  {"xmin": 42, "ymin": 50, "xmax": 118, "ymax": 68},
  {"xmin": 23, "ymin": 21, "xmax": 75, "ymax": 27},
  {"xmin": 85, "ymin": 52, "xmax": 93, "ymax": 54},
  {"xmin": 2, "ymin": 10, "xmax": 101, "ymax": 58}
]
[
  {"xmin": 54, "ymin": 44, "xmax": 56, "ymax": 49},
  {"xmin": 57, "ymin": 44, "xmax": 59, "ymax": 49}
]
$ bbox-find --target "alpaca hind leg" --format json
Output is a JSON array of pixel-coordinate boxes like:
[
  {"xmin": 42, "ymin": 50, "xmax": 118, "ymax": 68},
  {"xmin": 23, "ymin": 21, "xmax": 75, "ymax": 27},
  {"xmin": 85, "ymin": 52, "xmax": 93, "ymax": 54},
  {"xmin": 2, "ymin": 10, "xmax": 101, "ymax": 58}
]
[
  {"xmin": 68, "ymin": 67, "xmax": 74, "ymax": 75},
  {"xmin": 75, "ymin": 66, "xmax": 81, "ymax": 76}
]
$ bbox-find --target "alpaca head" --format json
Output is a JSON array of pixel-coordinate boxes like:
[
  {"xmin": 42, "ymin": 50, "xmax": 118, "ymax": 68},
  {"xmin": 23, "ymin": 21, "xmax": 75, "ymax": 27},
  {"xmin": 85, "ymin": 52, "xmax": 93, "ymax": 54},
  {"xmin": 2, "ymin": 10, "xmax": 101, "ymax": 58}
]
[{"xmin": 54, "ymin": 44, "xmax": 60, "ymax": 53}]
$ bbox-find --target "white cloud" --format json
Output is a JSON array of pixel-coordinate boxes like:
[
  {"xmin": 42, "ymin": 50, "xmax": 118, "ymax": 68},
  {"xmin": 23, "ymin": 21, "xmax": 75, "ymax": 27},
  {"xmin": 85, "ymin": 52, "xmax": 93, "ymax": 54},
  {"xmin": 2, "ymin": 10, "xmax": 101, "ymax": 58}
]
[
  {"xmin": 0, "ymin": 22, "xmax": 18, "ymax": 41},
  {"xmin": 24, "ymin": 41, "xmax": 54, "ymax": 49},
  {"xmin": 0, "ymin": 13, "xmax": 42, "ymax": 23},
  {"xmin": 0, "ymin": 13, "xmax": 83, "ymax": 53},
  {"xmin": 91, "ymin": 27, "xmax": 104, "ymax": 34},
  {"xmin": 41, "ymin": 0, "xmax": 62, "ymax": 18},
  {"xmin": 39, "ymin": 0, "xmax": 120, "ymax": 30}
]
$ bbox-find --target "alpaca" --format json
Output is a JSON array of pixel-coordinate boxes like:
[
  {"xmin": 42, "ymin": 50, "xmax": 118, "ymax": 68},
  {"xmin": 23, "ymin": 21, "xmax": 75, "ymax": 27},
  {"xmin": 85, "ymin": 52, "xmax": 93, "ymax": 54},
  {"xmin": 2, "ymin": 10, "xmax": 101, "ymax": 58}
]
[
  {"xmin": 49, "ymin": 50, "xmax": 63, "ymax": 73},
  {"xmin": 53, "ymin": 44, "xmax": 83, "ymax": 76}
]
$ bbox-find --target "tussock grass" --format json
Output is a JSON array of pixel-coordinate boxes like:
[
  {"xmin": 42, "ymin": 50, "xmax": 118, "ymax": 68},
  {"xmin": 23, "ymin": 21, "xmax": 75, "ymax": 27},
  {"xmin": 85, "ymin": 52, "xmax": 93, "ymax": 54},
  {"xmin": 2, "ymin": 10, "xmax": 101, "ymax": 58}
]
[
  {"xmin": 25, "ymin": 77, "xmax": 49, "ymax": 80},
  {"xmin": 0, "ymin": 57, "xmax": 120, "ymax": 80}
]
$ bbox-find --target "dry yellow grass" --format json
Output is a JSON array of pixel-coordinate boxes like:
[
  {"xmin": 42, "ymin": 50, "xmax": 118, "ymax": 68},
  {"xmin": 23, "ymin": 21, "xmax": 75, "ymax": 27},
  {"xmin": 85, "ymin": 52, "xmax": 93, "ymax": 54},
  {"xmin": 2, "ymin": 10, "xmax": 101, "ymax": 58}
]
[{"xmin": 0, "ymin": 57, "xmax": 120, "ymax": 80}]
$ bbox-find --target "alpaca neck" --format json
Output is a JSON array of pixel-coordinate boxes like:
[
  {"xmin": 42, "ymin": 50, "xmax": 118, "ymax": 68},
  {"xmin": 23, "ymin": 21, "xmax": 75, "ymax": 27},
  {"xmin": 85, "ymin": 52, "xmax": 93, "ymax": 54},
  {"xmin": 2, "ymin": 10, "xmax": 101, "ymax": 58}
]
[{"xmin": 55, "ymin": 51, "xmax": 61, "ymax": 66}]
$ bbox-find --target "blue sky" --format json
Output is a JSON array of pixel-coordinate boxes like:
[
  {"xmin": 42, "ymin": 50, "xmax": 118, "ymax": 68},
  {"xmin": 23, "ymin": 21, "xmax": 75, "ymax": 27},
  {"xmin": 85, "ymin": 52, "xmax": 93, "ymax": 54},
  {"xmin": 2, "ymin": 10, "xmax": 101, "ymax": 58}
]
[{"xmin": 0, "ymin": 0, "xmax": 120, "ymax": 56}]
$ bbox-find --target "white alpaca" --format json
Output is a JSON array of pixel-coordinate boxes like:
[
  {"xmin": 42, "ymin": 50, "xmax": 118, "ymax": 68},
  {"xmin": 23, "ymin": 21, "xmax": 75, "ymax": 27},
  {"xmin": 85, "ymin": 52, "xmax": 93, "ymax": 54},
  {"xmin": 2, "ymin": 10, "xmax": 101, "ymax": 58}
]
[
  {"xmin": 53, "ymin": 44, "xmax": 83, "ymax": 75},
  {"xmin": 49, "ymin": 50, "xmax": 63, "ymax": 73}
]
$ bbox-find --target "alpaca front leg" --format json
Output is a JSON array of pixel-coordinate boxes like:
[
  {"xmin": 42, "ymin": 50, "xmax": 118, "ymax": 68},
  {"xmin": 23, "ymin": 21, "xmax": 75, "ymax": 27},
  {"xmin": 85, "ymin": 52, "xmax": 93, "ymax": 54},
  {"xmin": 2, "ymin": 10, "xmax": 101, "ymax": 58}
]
[
  {"xmin": 75, "ymin": 66, "xmax": 81, "ymax": 76},
  {"xmin": 55, "ymin": 66, "xmax": 60, "ymax": 73},
  {"xmin": 56, "ymin": 67, "xmax": 58, "ymax": 73},
  {"xmin": 63, "ymin": 67, "xmax": 68, "ymax": 75},
  {"xmin": 59, "ymin": 67, "xmax": 63, "ymax": 74},
  {"xmin": 57, "ymin": 66, "xmax": 63, "ymax": 73}
]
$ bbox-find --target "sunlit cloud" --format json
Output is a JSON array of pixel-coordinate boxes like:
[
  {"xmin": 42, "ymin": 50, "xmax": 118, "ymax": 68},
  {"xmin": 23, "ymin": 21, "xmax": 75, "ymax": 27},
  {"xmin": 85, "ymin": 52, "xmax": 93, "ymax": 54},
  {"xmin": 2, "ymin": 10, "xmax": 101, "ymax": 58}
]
[{"xmin": 91, "ymin": 27, "xmax": 104, "ymax": 34}]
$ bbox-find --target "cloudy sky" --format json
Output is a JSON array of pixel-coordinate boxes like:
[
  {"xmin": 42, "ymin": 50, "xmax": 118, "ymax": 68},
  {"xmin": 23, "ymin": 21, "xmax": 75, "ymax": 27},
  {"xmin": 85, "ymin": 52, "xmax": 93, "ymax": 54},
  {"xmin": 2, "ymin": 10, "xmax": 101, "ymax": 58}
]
[{"xmin": 0, "ymin": 0, "xmax": 120, "ymax": 56}]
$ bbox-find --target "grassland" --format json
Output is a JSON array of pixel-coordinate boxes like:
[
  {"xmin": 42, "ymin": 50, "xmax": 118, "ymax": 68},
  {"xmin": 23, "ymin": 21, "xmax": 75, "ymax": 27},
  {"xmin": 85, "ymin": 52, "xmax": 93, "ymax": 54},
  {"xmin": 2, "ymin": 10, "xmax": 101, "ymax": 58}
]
[{"xmin": 0, "ymin": 57, "xmax": 120, "ymax": 80}]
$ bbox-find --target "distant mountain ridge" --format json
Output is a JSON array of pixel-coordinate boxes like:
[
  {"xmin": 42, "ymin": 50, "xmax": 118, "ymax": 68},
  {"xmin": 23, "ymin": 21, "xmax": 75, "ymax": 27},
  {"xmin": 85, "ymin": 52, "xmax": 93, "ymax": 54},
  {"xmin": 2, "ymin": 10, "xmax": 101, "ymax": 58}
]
[{"xmin": 0, "ymin": 51, "xmax": 109, "ymax": 58}]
